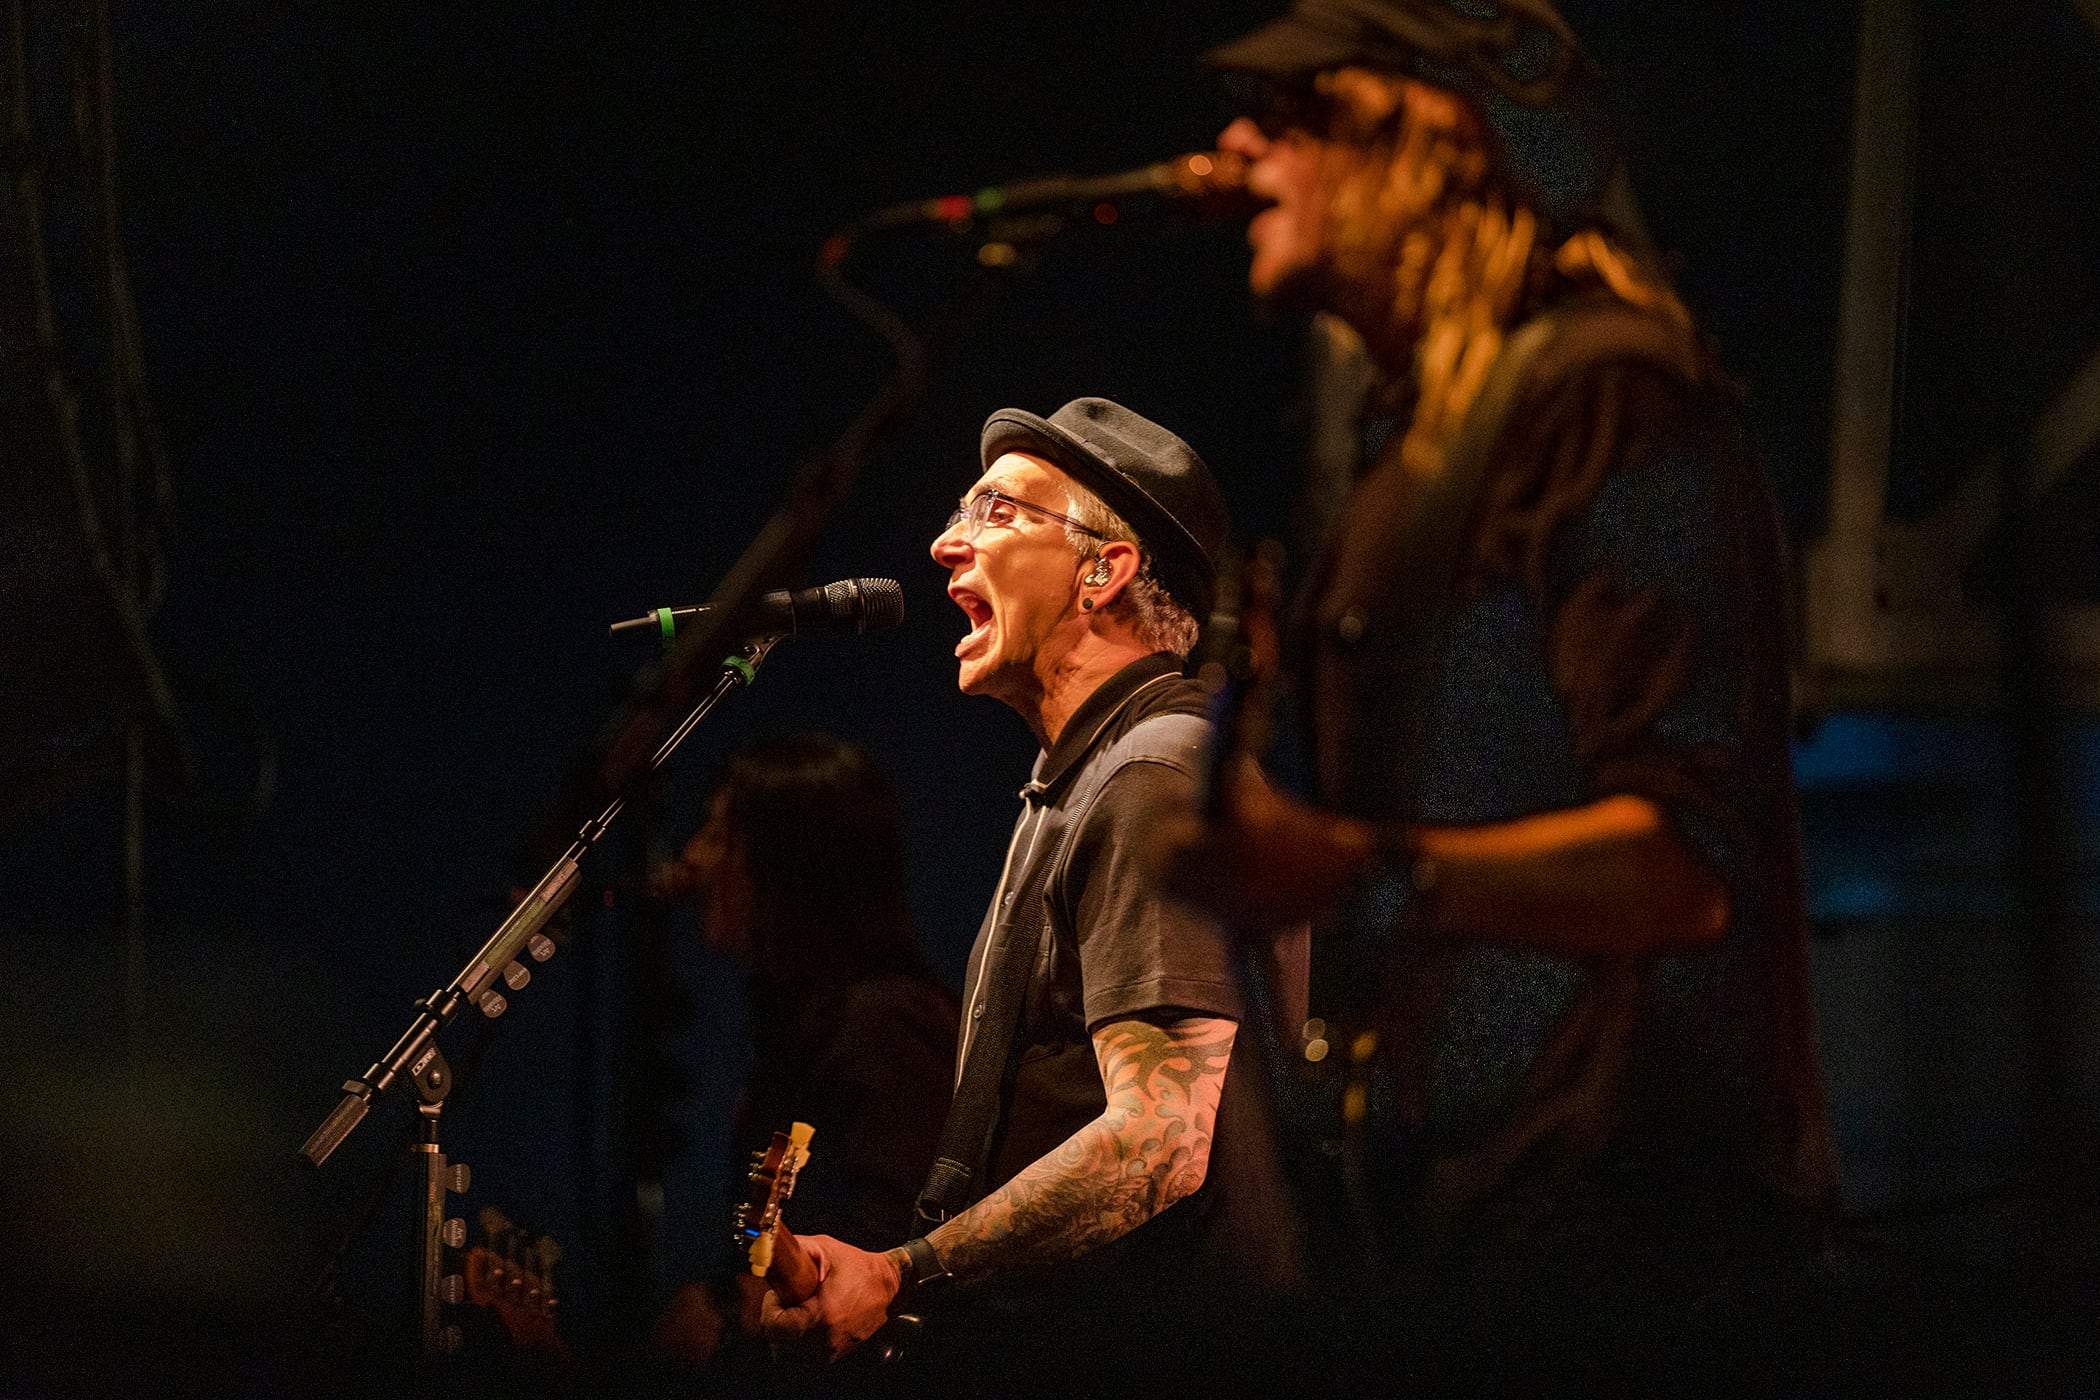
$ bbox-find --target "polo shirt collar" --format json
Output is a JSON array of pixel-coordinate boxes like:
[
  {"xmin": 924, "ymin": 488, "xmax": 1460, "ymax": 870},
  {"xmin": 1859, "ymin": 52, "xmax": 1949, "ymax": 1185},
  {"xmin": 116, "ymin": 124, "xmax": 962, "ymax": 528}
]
[{"xmin": 1027, "ymin": 652, "xmax": 1186, "ymax": 797}]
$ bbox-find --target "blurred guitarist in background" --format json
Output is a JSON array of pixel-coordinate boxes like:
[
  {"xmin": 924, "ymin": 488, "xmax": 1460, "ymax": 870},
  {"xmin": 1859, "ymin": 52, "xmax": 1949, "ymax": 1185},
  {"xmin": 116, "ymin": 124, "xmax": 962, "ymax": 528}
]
[
  {"xmin": 759, "ymin": 399, "xmax": 1305, "ymax": 1388},
  {"xmin": 647, "ymin": 733, "xmax": 957, "ymax": 1377},
  {"xmin": 1160, "ymin": 0, "xmax": 1843, "ymax": 1391}
]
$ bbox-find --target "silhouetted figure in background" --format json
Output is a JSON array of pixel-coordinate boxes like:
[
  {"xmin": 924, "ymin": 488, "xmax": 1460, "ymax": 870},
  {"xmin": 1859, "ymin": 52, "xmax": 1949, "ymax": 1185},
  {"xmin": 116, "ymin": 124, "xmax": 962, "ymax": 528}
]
[{"xmin": 648, "ymin": 733, "xmax": 955, "ymax": 1382}]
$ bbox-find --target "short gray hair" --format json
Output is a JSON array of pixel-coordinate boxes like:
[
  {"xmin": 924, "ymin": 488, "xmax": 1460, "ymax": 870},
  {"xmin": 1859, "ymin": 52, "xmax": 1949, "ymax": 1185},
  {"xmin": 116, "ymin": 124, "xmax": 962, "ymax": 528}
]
[{"xmin": 1058, "ymin": 481, "xmax": 1202, "ymax": 657}]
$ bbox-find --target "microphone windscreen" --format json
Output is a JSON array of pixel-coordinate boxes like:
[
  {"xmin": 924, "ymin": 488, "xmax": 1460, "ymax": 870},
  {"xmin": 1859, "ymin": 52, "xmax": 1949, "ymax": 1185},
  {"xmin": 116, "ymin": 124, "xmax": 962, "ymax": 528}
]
[
  {"xmin": 801, "ymin": 577, "xmax": 904, "ymax": 633},
  {"xmin": 847, "ymin": 577, "xmax": 905, "ymax": 632}
]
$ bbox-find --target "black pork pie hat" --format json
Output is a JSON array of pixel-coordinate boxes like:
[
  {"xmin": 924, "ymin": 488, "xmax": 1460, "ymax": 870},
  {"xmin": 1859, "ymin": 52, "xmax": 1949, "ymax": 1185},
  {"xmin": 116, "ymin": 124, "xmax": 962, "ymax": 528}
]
[{"xmin": 979, "ymin": 397, "xmax": 1229, "ymax": 623}]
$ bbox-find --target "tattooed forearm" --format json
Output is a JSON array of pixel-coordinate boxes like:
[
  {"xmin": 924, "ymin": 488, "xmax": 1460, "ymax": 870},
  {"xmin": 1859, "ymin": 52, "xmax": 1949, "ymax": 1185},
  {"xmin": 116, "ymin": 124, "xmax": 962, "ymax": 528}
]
[{"xmin": 924, "ymin": 1014, "xmax": 1236, "ymax": 1283}]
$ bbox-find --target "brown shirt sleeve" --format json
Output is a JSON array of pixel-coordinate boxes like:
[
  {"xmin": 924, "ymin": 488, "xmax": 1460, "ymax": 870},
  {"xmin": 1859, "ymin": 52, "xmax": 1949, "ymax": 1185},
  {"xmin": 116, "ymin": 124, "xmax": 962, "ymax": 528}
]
[{"xmin": 1478, "ymin": 358, "xmax": 1793, "ymax": 905}]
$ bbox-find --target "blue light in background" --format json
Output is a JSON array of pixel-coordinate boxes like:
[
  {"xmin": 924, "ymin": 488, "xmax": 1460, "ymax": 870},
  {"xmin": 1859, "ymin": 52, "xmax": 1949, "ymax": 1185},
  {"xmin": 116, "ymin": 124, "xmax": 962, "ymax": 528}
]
[{"xmin": 1791, "ymin": 714, "xmax": 2100, "ymax": 924}]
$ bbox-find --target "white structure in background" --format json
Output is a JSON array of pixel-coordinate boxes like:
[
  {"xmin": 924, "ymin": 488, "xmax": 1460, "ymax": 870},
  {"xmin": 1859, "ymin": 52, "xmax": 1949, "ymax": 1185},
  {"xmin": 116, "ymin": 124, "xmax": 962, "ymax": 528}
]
[{"xmin": 1801, "ymin": 0, "xmax": 2100, "ymax": 713}]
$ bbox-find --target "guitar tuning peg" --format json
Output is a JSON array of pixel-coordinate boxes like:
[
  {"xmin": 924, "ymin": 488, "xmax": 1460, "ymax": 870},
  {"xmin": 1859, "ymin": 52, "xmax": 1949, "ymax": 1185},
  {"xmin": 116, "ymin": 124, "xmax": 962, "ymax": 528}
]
[
  {"xmin": 479, "ymin": 990, "xmax": 508, "ymax": 1018},
  {"xmin": 440, "ymin": 1273, "xmax": 465, "ymax": 1305},
  {"xmin": 502, "ymin": 960, "xmax": 531, "ymax": 991},
  {"xmin": 438, "ymin": 1323, "xmax": 463, "ymax": 1354},
  {"xmin": 442, "ymin": 1217, "xmax": 466, "ymax": 1249},
  {"xmin": 527, "ymin": 933, "xmax": 556, "ymax": 962},
  {"xmin": 446, "ymin": 1162, "xmax": 472, "ymax": 1193}
]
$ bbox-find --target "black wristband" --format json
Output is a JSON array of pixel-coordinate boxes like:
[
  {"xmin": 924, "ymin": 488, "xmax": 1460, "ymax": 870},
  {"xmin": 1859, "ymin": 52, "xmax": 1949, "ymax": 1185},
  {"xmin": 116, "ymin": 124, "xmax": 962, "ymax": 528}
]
[{"xmin": 893, "ymin": 1235, "xmax": 951, "ymax": 1312}]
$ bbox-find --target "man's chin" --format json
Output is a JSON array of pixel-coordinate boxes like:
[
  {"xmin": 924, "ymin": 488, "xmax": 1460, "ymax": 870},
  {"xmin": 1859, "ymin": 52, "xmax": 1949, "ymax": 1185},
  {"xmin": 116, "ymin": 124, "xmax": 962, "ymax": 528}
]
[{"xmin": 956, "ymin": 657, "xmax": 1023, "ymax": 707}]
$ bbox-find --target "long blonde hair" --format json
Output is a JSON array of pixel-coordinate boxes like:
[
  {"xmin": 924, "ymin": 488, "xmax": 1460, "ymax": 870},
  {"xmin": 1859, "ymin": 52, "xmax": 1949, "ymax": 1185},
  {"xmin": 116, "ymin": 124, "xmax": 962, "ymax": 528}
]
[{"xmin": 1314, "ymin": 69, "xmax": 1691, "ymax": 478}]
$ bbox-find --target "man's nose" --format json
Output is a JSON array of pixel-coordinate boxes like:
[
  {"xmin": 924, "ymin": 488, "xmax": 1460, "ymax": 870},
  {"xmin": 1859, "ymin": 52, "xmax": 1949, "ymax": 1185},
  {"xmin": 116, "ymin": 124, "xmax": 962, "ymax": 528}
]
[
  {"xmin": 1217, "ymin": 116, "xmax": 1267, "ymax": 161},
  {"xmin": 930, "ymin": 522, "xmax": 972, "ymax": 566}
]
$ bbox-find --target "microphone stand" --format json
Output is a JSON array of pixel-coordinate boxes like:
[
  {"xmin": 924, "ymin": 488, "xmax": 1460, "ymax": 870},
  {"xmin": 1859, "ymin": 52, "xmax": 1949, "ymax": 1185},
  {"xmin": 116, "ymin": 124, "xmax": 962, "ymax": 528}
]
[{"xmin": 299, "ymin": 637, "xmax": 777, "ymax": 1354}]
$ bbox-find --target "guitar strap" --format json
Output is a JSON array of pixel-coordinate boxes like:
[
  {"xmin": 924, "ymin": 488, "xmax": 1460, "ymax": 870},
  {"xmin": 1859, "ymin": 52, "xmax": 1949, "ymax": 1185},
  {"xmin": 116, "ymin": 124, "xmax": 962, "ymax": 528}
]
[{"xmin": 914, "ymin": 711, "xmax": 1209, "ymax": 1237}]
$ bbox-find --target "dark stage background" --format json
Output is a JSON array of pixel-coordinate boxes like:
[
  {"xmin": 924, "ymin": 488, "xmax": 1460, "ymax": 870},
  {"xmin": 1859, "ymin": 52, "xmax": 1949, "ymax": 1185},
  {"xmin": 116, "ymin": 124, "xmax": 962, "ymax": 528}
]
[{"xmin": 2, "ymin": 1, "xmax": 2095, "ymax": 1394}]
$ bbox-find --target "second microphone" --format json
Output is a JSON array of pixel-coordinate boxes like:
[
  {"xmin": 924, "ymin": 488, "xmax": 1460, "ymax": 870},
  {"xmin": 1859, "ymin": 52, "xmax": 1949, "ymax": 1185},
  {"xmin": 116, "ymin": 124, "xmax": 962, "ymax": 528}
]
[{"xmin": 610, "ymin": 577, "xmax": 905, "ymax": 643}]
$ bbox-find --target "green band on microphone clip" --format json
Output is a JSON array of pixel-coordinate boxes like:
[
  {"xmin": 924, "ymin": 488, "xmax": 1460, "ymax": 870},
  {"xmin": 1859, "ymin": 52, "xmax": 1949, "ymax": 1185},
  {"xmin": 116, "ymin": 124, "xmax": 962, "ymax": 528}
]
[
  {"xmin": 656, "ymin": 607, "xmax": 675, "ymax": 642},
  {"xmin": 722, "ymin": 654, "xmax": 757, "ymax": 685}
]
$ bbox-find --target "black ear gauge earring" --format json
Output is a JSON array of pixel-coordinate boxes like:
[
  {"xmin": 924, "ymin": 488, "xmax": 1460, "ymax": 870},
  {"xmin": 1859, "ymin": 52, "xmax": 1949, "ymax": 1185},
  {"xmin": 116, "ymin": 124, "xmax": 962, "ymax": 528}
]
[{"xmin": 1080, "ymin": 597, "xmax": 1095, "ymax": 611}]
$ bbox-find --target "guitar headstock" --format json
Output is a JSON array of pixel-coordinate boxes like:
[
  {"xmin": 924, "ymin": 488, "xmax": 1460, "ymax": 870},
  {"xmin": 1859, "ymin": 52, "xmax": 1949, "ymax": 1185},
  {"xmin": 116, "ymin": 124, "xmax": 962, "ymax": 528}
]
[
  {"xmin": 462, "ymin": 1206, "xmax": 569, "ymax": 1365},
  {"xmin": 733, "ymin": 1121, "xmax": 814, "ymax": 1277}
]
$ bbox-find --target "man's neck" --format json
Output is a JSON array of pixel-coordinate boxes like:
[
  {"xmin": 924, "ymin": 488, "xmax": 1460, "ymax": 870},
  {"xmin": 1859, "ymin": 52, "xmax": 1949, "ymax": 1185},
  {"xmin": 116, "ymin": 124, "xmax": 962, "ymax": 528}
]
[{"xmin": 1011, "ymin": 634, "xmax": 1153, "ymax": 750}]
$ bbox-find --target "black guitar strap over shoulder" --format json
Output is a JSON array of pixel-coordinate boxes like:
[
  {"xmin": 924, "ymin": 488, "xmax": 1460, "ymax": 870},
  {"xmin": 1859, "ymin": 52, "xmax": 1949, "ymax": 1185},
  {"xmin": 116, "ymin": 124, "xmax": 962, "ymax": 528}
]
[
  {"xmin": 912, "ymin": 775, "xmax": 1099, "ymax": 1236},
  {"xmin": 912, "ymin": 712, "xmax": 1204, "ymax": 1237}
]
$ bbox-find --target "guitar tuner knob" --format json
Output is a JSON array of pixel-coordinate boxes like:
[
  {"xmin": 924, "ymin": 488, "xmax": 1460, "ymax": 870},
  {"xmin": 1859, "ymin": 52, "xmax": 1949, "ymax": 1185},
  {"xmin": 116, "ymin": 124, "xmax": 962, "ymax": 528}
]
[
  {"xmin": 527, "ymin": 933, "xmax": 556, "ymax": 962},
  {"xmin": 502, "ymin": 960, "xmax": 531, "ymax": 991},
  {"xmin": 440, "ymin": 1273, "xmax": 465, "ymax": 1305},
  {"xmin": 442, "ymin": 1217, "xmax": 466, "ymax": 1249},
  {"xmin": 438, "ymin": 1323, "xmax": 463, "ymax": 1354},
  {"xmin": 479, "ymin": 990, "xmax": 508, "ymax": 1018},
  {"xmin": 447, "ymin": 1163, "xmax": 472, "ymax": 1193}
]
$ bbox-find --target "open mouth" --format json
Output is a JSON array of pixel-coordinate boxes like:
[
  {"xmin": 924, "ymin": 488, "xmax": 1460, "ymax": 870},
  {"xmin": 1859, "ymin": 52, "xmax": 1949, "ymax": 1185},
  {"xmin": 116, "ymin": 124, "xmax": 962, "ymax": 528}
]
[{"xmin": 950, "ymin": 587, "xmax": 993, "ymax": 654}]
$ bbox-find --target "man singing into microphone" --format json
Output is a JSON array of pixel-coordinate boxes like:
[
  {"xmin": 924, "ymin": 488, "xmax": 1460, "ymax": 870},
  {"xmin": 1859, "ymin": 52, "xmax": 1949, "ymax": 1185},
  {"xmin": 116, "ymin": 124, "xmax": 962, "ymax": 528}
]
[
  {"xmin": 759, "ymin": 398, "xmax": 1301, "ymax": 1383},
  {"xmin": 1160, "ymin": 0, "xmax": 1840, "ymax": 1390}
]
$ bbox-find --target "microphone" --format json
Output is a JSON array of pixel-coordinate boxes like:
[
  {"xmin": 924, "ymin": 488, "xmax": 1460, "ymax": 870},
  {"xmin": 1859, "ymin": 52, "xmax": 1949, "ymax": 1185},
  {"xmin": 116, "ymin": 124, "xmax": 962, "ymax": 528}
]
[
  {"xmin": 610, "ymin": 577, "xmax": 905, "ymax": 642},
  {"xmin": 844, "ymin": 150, "xmax": 1254, "ymax": 238}
]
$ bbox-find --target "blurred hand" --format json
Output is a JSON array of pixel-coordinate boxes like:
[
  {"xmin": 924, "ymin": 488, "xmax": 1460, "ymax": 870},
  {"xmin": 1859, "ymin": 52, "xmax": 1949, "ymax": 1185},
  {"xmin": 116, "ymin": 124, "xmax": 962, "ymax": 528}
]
[
  {"xmin": 757, "ymin": 1234, "xmax": 901, "ymax": 1363},
  {"xmin": 1153, "ymin": 757, "xmax": 1377, "ymax": 930}
]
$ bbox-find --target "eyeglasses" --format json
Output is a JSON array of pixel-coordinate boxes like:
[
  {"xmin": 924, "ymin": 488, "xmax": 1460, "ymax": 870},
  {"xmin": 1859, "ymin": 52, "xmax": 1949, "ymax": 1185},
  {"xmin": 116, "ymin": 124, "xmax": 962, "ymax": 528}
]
[{"xmin": 942, "ymin": 488, "xmax": 1105, "ymax": 543}]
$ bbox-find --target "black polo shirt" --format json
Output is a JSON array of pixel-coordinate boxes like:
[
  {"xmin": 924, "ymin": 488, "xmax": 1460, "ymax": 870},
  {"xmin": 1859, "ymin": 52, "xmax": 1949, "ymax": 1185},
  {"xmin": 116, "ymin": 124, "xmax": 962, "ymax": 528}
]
[{"xmin": 956, "ymin": 652, "xmax": 1304, "ymax": 1291}]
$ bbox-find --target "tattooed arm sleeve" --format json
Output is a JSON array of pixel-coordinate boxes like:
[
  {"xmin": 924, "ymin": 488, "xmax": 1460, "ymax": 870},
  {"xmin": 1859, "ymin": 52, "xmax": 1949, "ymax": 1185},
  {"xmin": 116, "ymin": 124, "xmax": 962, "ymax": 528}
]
[{"xmin": 919, "ymin": 1013, "xmax": 1236, "ymax": 1283}]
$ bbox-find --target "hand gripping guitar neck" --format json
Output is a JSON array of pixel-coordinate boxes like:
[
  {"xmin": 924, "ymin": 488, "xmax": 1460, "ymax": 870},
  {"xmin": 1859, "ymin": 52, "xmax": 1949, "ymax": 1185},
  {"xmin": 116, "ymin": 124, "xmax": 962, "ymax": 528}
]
[
  {"xmin": 736, "ymin": 1121, "xmax": 822, "ymax": 1303},
  {"xmin": 735, "ymin": 1121, "xmax": 923, "ymax": 1368}
]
